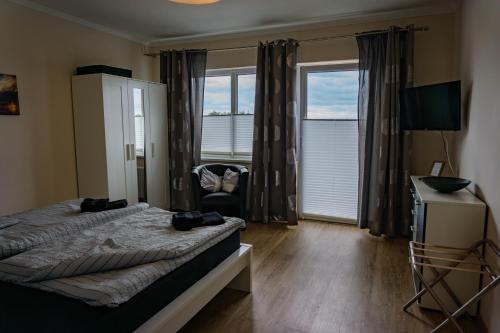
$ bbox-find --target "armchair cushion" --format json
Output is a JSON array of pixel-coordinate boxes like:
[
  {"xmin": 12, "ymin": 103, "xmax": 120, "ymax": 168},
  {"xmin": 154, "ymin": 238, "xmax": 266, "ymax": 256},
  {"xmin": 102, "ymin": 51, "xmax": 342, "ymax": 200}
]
[
  {"xmin": 222, "ymin": 169, "xmax": 239, "ymax": 193},
  {"xmin": 202, "ymin": 192, "xmax": 240, "ymax": 209},
  {"xmin": 200, "ymin": 168, "xmax": 222, "ymax": 193}
]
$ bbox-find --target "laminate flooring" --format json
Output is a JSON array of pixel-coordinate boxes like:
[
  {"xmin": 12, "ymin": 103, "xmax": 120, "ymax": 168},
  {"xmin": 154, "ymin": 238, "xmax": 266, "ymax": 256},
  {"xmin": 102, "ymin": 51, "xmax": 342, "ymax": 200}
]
[{"xmin": 180, "ymin": 220, "xmax": 486, "ymax": 333}]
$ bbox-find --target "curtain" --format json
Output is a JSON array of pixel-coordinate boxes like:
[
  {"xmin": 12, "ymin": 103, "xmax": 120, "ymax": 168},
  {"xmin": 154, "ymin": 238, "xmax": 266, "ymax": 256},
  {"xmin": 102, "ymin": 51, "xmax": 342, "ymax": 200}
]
[
  {"xmin": 250, "ymin": 39, "xmax": 299, "ymax": 226},
  {"xmin": 160, "ymin": 49, "xmax": 207, "ymax": 211},
  {"xmin": 357, "ymin": 26, "xmax": 414, "ymax": 237}
]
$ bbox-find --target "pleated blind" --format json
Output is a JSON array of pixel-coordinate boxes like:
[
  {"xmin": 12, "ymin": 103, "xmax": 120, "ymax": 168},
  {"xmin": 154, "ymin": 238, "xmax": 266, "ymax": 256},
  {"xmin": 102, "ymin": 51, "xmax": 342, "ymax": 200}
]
[
  {"xmin": 301, "ymin": 120, "xmax": 359, "ymax": 220},
  {"xmin": 201, "ymin": 115, "xmax": 254, "ymax": 159},
  {"xmin": 201, "ymin": 116, "xmax": 232, "ymax": 154},
  {"xmin": 135, "ymin": 117, "xmax": 145, "ymax": 155},
  {"xmin": 234, "ymin": 114, "xmax": 253, "ymax": 153}
]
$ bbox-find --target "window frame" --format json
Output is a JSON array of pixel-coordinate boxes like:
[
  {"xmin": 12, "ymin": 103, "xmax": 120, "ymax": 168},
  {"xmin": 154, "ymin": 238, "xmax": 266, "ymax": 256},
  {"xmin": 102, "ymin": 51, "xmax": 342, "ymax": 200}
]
[
  {"xmin": 202, "ymin": 67, "xmax": 256, "ymax": 162},
  {"xmin": 299, "ymin": 62, "xmax": 359, "ymax": 121},
  {"xmin": 298, "ymin": 61, "xmax": 360, "ymax": 224}
]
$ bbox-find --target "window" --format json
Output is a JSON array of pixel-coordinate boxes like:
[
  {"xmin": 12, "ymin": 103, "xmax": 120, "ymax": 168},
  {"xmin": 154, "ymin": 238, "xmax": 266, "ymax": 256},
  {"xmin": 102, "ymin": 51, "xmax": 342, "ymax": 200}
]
[
  {"xmin": 133, "ymin": 88, "xmax": 145, "ymax": 156},
  {"xmin": 305, "ymin": 70, "xmax": 358, "ymax": 119},
  {"xmin": 299, "ymin": 63, "xmax": 359, "ymax": 222},
  {"xmin": 202, "ymin": 68, "xmax": 256, "ymax": 161}
]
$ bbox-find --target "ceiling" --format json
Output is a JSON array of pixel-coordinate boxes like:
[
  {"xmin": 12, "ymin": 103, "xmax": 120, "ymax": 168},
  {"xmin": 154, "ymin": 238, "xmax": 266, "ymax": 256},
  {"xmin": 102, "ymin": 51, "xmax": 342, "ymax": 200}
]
[{"xmin": 17, "ymin": 0, "xmax": 455, "ymax": 43}]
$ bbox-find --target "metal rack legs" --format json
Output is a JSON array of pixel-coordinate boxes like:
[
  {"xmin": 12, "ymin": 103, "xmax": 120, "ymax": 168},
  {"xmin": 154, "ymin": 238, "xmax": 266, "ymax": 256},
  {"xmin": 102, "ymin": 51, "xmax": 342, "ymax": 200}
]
[{"xmin": 403, "ymin": 239, "xmax": 500, "ymax": 333}]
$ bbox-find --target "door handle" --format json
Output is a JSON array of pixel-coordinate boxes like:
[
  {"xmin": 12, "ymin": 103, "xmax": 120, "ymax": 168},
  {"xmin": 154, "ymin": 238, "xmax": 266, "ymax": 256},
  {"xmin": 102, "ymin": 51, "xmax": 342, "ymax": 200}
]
[
  {"xmin": 131, "ymin": 144, "xmax": 136, "ymax": 160},
  {"xmin": 125, "ymin": 144, "xmax": 130, "ymax": 161},
  {"xmin": 151, "ymin": 142, "xmax": 155, "ymax": 158}
]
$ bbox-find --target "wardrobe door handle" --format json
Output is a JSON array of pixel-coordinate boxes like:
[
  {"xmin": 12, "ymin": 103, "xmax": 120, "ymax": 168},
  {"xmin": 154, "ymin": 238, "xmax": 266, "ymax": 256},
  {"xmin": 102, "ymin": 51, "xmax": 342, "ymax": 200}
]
[
  {"xmin": 131, "ymin": 144, "xmax": 136, "ymax": 160},
  {"xmin": 125, "ymin": 144, "xmax": 130, "ymax": 161},
  {"xmin": 151, "ymin": 142, "xmax": 155, "ymax": 158}
]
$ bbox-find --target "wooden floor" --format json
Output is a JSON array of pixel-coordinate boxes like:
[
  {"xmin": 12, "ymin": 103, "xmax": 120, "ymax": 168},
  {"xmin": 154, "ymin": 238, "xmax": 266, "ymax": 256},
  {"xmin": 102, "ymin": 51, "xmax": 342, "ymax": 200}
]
[{"xmin": 180, "ymin": 221, "xmax": 486, "ymax": 333}]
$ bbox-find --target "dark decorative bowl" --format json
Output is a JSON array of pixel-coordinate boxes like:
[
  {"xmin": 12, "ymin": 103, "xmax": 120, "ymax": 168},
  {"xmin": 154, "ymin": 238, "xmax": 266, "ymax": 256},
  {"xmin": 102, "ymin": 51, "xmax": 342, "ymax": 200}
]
[{"xmin": 421, "ymin": 176, "xmax": 471, "ymax": 193}]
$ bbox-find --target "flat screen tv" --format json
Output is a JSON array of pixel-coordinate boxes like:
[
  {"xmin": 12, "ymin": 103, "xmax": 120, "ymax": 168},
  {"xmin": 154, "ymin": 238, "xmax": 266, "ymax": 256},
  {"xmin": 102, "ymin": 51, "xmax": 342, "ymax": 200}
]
[{"xmin": 401, "ymin": 80, "xmax": 461, "ymax": 131}]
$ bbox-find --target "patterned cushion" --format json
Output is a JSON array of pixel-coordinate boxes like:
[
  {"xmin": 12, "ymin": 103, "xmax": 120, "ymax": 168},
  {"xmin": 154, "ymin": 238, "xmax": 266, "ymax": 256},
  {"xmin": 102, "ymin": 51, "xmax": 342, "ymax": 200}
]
[
  {"xmin": 200, "ymin": 168, "xmax": 222, "ymax": 192},
  {"xmin": 222, "ymin": 168, "xmax": 239, "ymax": 193}
]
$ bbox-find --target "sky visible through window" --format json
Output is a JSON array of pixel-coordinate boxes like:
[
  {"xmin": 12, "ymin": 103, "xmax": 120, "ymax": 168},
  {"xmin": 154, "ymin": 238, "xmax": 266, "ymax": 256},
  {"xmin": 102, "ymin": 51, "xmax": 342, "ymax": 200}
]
[
  {"xmin": 203, "ymin": 70, "xmax": 358, "ymax": 119},
  {"xmin": 237, "ymin": 74, "xmax": 255, "ymax": 114},
  {"xmin": 204, "ymin": 75, "xmax": 231, "ymax": 115},
  {"xmin": 307, "ymin": 70, "xmax": 358, "ymax": 119},
  {"xmin": 203, "ymin": 74, "xmax": 256, "ymax": 116}
]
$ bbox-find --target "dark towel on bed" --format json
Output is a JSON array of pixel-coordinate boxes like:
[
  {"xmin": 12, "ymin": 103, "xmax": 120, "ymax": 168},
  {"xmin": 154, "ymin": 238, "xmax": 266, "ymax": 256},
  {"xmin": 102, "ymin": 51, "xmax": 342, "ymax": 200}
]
[
  {"xmin": 80, "ymin": 198, "xmax": 128, "ymax": 213},
  {"xmin": 172, "ymin": 211, "xmax": 225, "ymax": 231},
  {"xmin": 108, "ymin": 199, "xmax": 128, "ymax": 210},
  {"xmin": 172, "ymin": 211, "xmax": 202, "ymax": 231},
  {"xmin": 201, "ymin": 212, "xmax": 225, "ymax": 226},
  {"xmin": 172, "ymin": 211, "xmax": 203, "ymax": 223}
]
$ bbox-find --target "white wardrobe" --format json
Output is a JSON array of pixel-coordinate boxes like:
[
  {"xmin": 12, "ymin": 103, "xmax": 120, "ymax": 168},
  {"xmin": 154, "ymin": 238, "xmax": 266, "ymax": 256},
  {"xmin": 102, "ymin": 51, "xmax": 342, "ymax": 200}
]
[{"xmin": 72, "ymin": 73, "xmax": 170, "ymax": 209}]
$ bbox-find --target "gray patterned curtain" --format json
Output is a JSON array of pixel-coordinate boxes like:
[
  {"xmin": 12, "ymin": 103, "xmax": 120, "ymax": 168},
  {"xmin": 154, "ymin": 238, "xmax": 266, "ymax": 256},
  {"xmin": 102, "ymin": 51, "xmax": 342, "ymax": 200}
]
[
  {"xmin": 160, "ymin": 49, "xmax": 207, "ymax": 211},
  {"xmin": 357, "ymin": 26, "xmax": 414, "ymax": 237},
  {"xmin": 250, "ymin": 39, "xmax": 299, "ymax": 226}
]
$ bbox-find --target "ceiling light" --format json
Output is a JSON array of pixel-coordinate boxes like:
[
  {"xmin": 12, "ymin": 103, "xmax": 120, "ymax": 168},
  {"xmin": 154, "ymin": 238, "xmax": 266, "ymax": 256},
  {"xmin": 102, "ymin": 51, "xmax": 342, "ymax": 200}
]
[{"xmin": 169, "ymin": 0, "xmax": 220, "ymax": 4}]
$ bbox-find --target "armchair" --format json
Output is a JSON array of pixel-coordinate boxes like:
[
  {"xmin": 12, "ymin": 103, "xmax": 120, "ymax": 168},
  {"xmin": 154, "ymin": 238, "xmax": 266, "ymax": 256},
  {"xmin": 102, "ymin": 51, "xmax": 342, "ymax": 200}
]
[{"xmin": 191, "ymin": 164, "xmax": 249, "ymax": 219}]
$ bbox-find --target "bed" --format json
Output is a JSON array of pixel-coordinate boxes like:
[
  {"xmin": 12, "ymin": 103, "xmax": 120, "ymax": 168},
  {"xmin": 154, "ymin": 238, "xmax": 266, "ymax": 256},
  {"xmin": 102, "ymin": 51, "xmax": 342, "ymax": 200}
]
[
  {"xmin": 0, "ymin": 199, "xmax": 149, "ymax": 259},
  {"xmin": 0, "ymin": 201, "xmax": 252, "ymax": 333}
]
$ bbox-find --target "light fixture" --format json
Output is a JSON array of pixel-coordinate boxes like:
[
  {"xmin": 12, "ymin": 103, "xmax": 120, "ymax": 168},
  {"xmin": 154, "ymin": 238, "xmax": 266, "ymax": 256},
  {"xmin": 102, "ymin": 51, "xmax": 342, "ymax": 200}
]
[{"xmin": 169, "ymin": 0, "xmax": 220, "ymax": 4}]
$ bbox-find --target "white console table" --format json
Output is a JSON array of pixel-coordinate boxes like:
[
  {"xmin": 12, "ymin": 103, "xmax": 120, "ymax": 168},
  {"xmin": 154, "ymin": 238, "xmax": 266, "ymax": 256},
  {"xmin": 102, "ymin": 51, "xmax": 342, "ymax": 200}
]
[{"xmin": 410, "ymin": 176, "xmax": 487, "ymax": 315}]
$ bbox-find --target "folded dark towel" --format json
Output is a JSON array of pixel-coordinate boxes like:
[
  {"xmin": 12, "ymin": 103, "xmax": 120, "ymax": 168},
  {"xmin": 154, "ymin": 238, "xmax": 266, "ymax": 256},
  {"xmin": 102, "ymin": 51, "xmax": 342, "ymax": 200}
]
[
  {"xmin": 107, "ymin": 199, "xmax": 128, "ymax": 210},
  {"xmin": 201, "ymin": 212, "xmax": 225, "ymax": 226},
  {"xmin": 172, "ymin": 211, "xmax": 202, "ymax": 231},
  {"xmin": 172, "ymin": 211, "xmax": 203, "ymax": 223},
  {"xmin": 172, "ymin": 211, "xmax": 225, "ymax": 231},
  {"xmin": 81, "ymin": 198, "xmax": 108, "ymax": 212},
  {"xmin": 80, "ymin": 198, "xmax": 128, "ymax": 213}
]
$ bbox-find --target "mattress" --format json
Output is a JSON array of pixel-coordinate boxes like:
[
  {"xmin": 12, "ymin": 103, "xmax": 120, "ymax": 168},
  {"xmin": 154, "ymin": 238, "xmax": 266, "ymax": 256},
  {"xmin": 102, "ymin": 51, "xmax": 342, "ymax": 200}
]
[
  {"xmin": 0, "ymin": 207, "xmax": 244, "ymax": 307},
  {"xmin": 0, "ymin": 230, "xmax": 240, "ymax": 333},
  {"xmin": 0, "ymin": 200, "xmax": 149, "ymax": 259}
]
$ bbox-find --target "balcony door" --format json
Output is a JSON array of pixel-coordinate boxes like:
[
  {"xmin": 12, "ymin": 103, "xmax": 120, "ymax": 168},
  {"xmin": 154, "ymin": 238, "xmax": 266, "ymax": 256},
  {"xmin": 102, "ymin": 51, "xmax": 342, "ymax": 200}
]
[{"xmin": 299, "ymin": 63, "xmax": 359, "ymax": 223}]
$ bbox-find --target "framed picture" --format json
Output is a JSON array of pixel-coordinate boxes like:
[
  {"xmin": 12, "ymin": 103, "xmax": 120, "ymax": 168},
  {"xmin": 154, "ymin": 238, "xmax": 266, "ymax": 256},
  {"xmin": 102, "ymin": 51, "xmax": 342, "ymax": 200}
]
[
  {"xmin": 0, "ymin": 73, "xmax": 20, "ymax": 115},
  {"xmin": 430, "ymin": 160, "xmax": 445, "ymax": 176}
]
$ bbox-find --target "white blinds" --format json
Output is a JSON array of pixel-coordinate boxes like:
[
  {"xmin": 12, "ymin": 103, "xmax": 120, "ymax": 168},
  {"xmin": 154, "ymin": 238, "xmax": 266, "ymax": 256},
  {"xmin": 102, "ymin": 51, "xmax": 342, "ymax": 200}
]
[
  {"xmin": 135, "ymin": 117, "xmax": 145, "ymax": 155},
  {"xmin": 201, "ymin": 116, "xmax": 232, "ymax": 153},
  {"xmin": 234, "ymin": 114, "xmax": 253, "ymax": 153},
  {"xmin": 301, "ymin": 120, "xmax": 359, "ymax": 220},
  {"xmin": 201, "ymin": 114, "xmax": 253, "ymax": 158}
]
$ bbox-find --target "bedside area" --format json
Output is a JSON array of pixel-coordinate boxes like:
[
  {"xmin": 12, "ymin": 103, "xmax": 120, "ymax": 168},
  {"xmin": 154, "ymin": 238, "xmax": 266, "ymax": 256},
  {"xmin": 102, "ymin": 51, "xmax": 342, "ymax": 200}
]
[{"xmin": 410, "ymin": 175, "xmax": 487, "ymax": 315}]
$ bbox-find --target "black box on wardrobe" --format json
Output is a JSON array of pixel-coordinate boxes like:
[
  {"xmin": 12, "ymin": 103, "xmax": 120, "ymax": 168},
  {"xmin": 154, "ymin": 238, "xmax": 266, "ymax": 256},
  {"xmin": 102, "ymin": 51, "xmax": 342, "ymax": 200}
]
[{"xmin": 76, "ymin": 65, "xmax": 132, "ymax": 78}]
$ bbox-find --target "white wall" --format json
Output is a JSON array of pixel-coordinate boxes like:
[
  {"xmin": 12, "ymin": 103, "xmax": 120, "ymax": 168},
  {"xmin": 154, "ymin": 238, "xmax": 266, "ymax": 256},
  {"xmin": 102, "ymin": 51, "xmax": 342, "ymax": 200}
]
[
  {"xmin": 152, "ymin": 11, "xmax": 460, "ymax": 176},
  {"xmin": 0, "ymin": 0, "xmax": 153, "ymax": 215},
  {"xmin": 457, "ymin": 1, "xmax": 500, "ymax": 331}
]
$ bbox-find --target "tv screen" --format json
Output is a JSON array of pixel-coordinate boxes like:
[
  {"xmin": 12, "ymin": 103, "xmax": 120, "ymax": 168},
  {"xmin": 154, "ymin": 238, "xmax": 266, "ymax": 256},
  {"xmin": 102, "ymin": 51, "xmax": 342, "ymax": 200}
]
[{"xmin": 401, "ymin": 81, "xmax": 461, "ymax": 131}]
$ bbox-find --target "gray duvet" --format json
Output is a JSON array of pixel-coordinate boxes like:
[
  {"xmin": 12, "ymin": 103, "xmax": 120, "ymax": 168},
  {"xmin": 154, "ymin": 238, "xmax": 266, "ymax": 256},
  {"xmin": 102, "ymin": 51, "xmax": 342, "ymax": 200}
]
[
  {"xmin": 0, "ymin": 207, "xmax": 244, "ymax": 307},
  {"xmin": 0, "ymin": 199, "xmax": 149, "ymax": 259}
]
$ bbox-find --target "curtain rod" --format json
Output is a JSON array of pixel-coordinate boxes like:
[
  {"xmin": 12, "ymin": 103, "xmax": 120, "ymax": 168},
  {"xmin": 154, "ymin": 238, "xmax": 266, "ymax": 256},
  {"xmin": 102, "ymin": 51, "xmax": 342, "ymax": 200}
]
[{"xmin": 144, "ymin": 26, "xmax": 428, "ymax": 57}]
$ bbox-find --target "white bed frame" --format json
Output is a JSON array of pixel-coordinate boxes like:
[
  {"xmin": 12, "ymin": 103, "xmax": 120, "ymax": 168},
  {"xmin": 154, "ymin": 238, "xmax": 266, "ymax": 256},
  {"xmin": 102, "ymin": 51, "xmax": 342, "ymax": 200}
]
[{"xmin": 134, "ymin": 244, "xmax": 252, "ymax": 333}]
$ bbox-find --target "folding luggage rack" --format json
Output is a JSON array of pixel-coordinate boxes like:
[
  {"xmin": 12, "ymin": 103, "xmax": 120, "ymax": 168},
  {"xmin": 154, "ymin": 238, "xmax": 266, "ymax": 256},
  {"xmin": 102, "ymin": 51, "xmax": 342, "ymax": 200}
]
[{"xmin": 403, "ymin": 239, "xmax": 500, "ymax": 333}]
